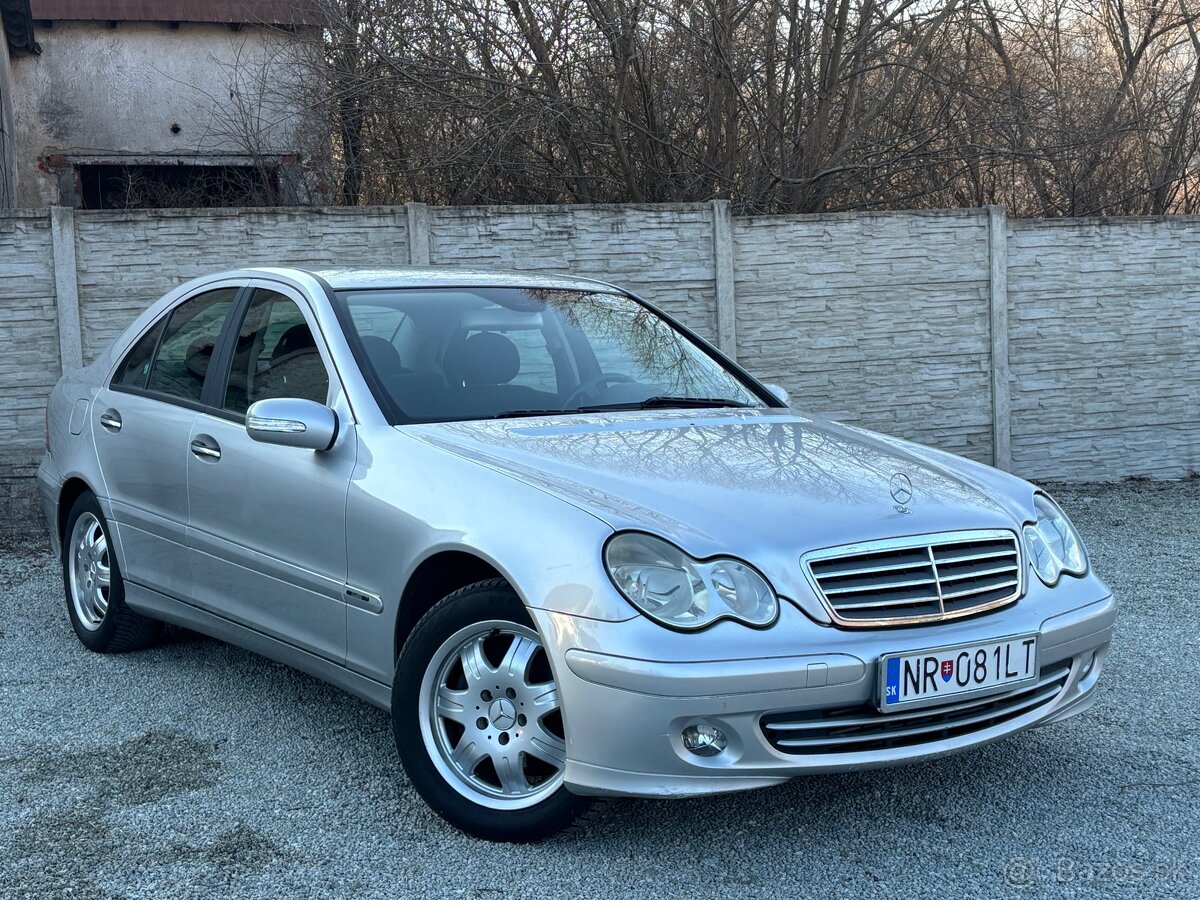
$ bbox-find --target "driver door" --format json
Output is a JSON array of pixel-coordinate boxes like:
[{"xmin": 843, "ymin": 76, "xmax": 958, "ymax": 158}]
[{"xmin": 186, "ymin": 282, "xmax": 355, "ymax": 663}]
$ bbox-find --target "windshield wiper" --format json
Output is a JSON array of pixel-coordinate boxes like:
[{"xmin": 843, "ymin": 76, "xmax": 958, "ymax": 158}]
[
  {"xmin": 486, "ymin": 409, "xmax": 574, "ymax": 420},
  {"xmin": 486, "ymin": 397, "xmax": 756, "ymax": 420},
  {"xmin": 578, "ymin": 396, "xmax": 757, "ymax": 412}
]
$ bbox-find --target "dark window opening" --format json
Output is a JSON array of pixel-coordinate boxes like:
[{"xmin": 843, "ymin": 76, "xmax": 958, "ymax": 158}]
[{"xmin": 78, "ymin": 163, "xmax": 280, "ymax": 209}]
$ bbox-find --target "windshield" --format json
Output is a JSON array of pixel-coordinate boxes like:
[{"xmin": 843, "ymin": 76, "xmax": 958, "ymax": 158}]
[{"xmin": 333, "ymin": 287, "xmax": 766, "ymax": 423}]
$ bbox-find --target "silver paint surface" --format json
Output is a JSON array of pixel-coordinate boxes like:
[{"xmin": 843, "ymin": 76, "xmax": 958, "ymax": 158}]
[{"xmin": 37, "ymin": 266, "xmax": 1115, "ymax": 798}]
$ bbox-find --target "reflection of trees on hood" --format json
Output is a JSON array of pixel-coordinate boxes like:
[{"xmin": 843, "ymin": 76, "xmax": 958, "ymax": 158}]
[{"xmin": 437, "ymin": 414, "xmax": 988, "ymax": 511}]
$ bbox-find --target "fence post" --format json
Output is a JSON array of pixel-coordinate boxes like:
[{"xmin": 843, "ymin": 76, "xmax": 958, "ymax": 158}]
[
  {"xmin": 987, "ymin": 205, "xmax": 1012, "ymax": 472},
  {"xmin": 406, "ymin": 202, "xmax": 431, "ymax": 265},
  {"xmin": 710, "ymin": 199, "xmax": 737, "ymax": 359},
  {"xmin": 50, "ymin": 206, "xmax": 83, "ymax": 373}
]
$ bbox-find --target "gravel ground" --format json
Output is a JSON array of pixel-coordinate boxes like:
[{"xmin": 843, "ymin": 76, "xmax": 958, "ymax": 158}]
[{"xmin": 1, "ymin": 481, "xmax": 1197, "ymax": 899}]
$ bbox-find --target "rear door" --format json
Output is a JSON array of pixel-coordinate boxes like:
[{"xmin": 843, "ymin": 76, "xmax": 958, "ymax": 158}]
[
  {"xmin": 185, "ymin": 282, "xmax": 354, "ymax": 663},
  {"xmin": 92, "ymin": 283, "xmax": 243, "ymax": 599}
]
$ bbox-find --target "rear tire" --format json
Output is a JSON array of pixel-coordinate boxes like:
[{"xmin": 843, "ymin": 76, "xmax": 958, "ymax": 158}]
[
  {"xmin": 62, "ymin": 492, "xmax": 160, "ymax": 653},
  {"xmin": 392, "ymin": 579, "xmax": 591, "ymax": 841}
]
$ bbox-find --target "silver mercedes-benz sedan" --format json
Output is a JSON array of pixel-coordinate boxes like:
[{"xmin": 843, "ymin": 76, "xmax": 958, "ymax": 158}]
[{"xmin": 39, "ymin": 267, "xmax": 1114, "ymax": 841}]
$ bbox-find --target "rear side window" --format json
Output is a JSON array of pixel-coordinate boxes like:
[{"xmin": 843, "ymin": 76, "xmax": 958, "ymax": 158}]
[
  {"xmin": 145, "ymin": 288, "xmax": 239, "ymax": 403},
  {"xmin": 112, "ymin": 320, "xmax": 165, "ymax": 389}
]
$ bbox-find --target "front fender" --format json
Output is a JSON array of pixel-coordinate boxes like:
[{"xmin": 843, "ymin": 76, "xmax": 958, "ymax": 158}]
[{"xmin": 344, "ymin": 425, "xmax": 630, "ymax": 685}]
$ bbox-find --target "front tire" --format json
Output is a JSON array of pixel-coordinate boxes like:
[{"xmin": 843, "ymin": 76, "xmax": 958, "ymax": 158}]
[
  {"xmin": 62, "ymin": 492, "xmax": 160, "ymax": 652},
  {"xmin": 393, "ymin": 579, "xmax": 591, "ymax": 841}
]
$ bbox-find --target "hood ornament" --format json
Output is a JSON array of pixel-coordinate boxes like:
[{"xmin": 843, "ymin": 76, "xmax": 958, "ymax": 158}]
[{"xmin": 889, "ymin": 473, "xmax": 913, "ymax": 511}]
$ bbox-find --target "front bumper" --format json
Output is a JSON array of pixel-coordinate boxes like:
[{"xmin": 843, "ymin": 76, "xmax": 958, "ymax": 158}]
[{"xmin": 532, "ymin": 578, "xmax": 1114, "ymax": 798}]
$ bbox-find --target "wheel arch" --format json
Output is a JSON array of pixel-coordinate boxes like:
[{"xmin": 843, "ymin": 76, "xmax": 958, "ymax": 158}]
[
  {"xmin": 57, "ymin": 476, "xmax": 96, "ymax": 545},
  {"xmin": 394, "ymin": 550, "xmax": 509, "ymax": 661}
]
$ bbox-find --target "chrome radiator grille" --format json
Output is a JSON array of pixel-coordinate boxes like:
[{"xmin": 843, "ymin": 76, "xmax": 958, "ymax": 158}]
[
  {"xmin": 803, "ymin": 530, "xmax": 1022, "ymax": 627},
  {"xmin": 762, "ymin": 663, "xmax": 1069, "ymax": 755}
]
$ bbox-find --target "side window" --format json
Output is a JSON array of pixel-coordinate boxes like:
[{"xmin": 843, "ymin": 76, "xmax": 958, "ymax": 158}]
[
  {"xmin": 221, "ymin": 289, "xmax": 330, "ymax": 414},
  {"xmin": 144, "ymin": 288, "xmax": 239, "ymax": 402},
  {"xmin": 112, "ymin": 319, "xmax": 165, "ymax": 389}
]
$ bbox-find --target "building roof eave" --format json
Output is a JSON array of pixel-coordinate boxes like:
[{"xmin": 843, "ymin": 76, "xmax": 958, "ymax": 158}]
[{"xmin": 27, "ymin": 1, "xmax": 325, "ymax": 27}]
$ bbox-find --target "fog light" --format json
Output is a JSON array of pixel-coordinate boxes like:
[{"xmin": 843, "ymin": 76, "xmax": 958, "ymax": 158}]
[{"xmin": 682, "ymin": 723, "xmax": 727, "ymax": 757}]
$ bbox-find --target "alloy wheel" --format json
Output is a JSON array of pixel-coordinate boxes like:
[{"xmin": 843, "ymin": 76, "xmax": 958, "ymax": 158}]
[
  {"xmin": 68, "ymin": 512, "xmax": 111, "ymax": 631},
  {"xmin": 418, "ymin": 620, "xmax": 566, "ymax": 809}
]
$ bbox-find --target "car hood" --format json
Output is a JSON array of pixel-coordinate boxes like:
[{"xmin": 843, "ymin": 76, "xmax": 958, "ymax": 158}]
[{"xmin": 403, "ymin": 408, "xmax": 1034, "ymax": 560}]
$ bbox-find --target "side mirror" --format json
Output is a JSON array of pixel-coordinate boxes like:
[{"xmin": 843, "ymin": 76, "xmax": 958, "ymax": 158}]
[
  {"xmin": 764, "ymin": 383, "xmax": 790, "ymax": 406},
  {"xmin": 246, "ymin": 398, "xmax": 338, "ymax": 451}
]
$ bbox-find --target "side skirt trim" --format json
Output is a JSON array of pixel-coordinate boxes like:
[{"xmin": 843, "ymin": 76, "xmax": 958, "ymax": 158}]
[{"xmin": 124, "ymin": 581, "xmax": 392, "ymax": 711}]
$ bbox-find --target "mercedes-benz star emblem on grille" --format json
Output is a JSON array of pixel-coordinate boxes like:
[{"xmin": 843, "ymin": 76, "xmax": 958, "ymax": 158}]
[{"xmin": 889, "ymin": 473, "xmax": 913, "ymax": 506}]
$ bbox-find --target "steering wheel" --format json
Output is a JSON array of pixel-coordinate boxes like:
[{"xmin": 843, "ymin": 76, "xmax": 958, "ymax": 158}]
[{"xmin": 563, "ymin": 373, "xmax": 635, "ymax": 408}]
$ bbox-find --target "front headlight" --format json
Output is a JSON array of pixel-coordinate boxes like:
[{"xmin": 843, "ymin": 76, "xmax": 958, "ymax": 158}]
[
  {"xmin": 603, "ymin": 532, "xmax": 778, "ymax": 630},
  {"xmin": 1022, "ymin": 493, "xmax": 1088, "ymax": 586}
]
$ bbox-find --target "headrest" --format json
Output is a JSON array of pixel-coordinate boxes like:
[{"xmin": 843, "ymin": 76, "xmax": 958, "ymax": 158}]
[
  {"xmin": 272, "ymin": 324, "xmax": 316, "ymax": 360},
  {"xmin": 360, "ymin": 334, "xmax": 405, "ymax": 378},
  {"xmin": 445, "ymin": 331, "xmax": 520, "ymax": 386},
  {"xmin": 185, "ymin": 340, "xmax": 214, "ymax": 380}
]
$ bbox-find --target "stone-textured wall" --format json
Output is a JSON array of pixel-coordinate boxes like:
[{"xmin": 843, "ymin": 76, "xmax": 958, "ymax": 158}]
[
  {"xmin": 73, "ymin": 208, "xmax": 410, "ymax": 362},
  {"xmin": 0, "ymin": 449, "xmax": 44, "ymax": 543},
  {"xmin": 1007, "ymin": 217, "xmax": 1200, "ymax": 480},
  {"xmin": 0, "ymin": 212, "xmax": 59, "ymax": 441},
  {"xmin": 733, "ymin": 210, "xmax": 994, "ymax": 461},
  {"xmin": 428, "ymin": 205, "xmax": 720, "ymax": 341},
  {"xmin": 2, "ymin": 203, "xmax": 1198, "ymax": 533}
]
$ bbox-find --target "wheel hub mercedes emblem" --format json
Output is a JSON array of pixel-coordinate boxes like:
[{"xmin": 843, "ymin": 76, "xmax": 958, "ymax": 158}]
[{"xmin": 488, "ymin": 697, "xmax": 516, "ymax": 730}]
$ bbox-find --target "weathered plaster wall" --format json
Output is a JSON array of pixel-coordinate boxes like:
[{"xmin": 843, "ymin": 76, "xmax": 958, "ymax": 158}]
[
  {"xmin": 8, "ymin": 21, "xmax": 316, "ymax": 206},
  {"xmin": 0, "ymin": 36, "xmax": 15, "ymax": 207}
]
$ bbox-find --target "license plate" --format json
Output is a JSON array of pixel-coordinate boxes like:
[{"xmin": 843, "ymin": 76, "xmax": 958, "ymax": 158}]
[{"xmin": 879, "ymin": 635, "xmax": 1037, "ymax": 711}]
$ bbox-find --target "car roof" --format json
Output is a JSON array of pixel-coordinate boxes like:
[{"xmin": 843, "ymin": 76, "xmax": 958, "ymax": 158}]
[{"xmin": 252, "ymin": 267, "xmax": 625, "ymax": 294}]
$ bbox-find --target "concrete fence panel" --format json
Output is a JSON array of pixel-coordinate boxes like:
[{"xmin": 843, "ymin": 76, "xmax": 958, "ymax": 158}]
[
  {"xmin": 0, "ymin": 212, "xmax": 58, "ymax": 440},
  {"xmin": 0, "ymin": 211, "xmax": 59, "ymax": 531},
  {"xmin": 2, "ymin": 202, "xmax": 1199, "ymax": 534},
  {"xmin": 1007, "ymin": 217, "xmax": 1200, "ymax": 480},
  {"xmin": 732, "ymin": 209, "xmax": 995, "ymax": 462},
  {"xmin": 426, "ymin": 204, "xmax": 722, "ymax": 342},
  {"xmin": 72, "ymin": 207, "xmax": 412, "ymax": 364}
]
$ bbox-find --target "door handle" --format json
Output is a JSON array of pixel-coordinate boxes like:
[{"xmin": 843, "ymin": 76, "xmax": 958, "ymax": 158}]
[
  {"xmin": 190, "ymin": 437, "xmax": 222, "ymax": 460},
  {"xmin": 99, "ymin": 409, "xmax": 122, "ymax": 432}
]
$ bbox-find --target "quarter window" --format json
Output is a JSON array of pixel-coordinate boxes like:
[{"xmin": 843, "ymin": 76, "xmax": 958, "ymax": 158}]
[
  {"xmin": 144, "ymin": 288, "xmax": 240, "ymax": 403},
  {"xmin": 221, "ymin": 290, "xmax": 330, "ymax": 414},
  {"xmin": 112, "ymin": 319, "xmax": 165, "ymax": 389}
]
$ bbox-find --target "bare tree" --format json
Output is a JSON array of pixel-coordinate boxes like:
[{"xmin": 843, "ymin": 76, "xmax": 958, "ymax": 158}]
[{"xmin": 256, "ymin": 0, "xmax": 1200, "ymax": 215}]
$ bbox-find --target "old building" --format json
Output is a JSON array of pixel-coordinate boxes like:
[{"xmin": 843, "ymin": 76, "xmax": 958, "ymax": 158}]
[{"xmin": 0, "ymin": 0, "xmax": 324, "ymax": 208}]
